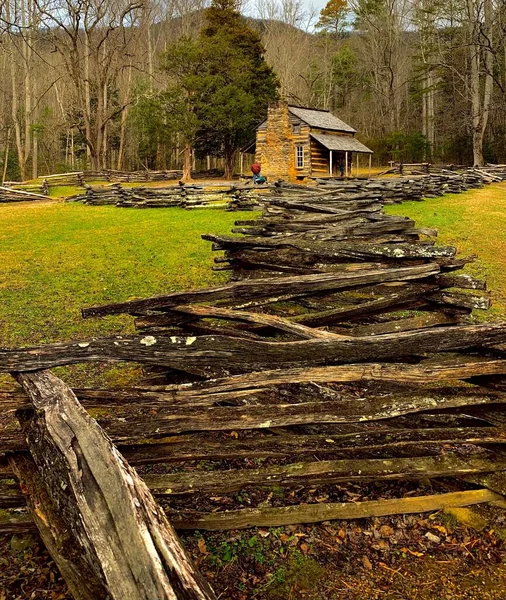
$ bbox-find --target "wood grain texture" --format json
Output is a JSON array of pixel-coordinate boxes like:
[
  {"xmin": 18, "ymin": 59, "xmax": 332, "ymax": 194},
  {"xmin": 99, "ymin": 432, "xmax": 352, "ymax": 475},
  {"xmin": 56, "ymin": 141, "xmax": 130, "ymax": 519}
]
[{"xmin": 12, "ymin": 370, "xmax": 216, "ymax": 600}]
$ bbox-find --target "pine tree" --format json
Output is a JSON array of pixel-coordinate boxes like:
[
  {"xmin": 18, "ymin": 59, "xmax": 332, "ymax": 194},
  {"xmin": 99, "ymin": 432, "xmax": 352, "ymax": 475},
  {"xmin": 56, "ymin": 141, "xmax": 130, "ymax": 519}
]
[
  {"xmin": 162, "ymin": 39, "xmax": 207, "ymax": 180},
  {"xmin": 317, "ymin": 0, "xmax": 349, "ymax": 38},
  {"xmin": 161, "ymin": 0, "xmax": 278, "ymax": 179},
  {"xmin": 196, "ymin": 0, "xmax": 279, "ymax": 178}
]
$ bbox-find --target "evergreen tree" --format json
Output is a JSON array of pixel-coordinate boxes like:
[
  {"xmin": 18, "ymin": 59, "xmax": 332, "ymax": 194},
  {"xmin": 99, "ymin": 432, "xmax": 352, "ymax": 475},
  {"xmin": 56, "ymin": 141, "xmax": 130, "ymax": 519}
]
[
  {"xmin": 162, "ymin": 39, "xmax": 208, "ymax": 180},
  {"xmin": 317, "ymin": 0, "xmax": 349, "ymax": 38},
  {"xmin": 161, "ymin": 0, "xmax": 279, "ymax": 179},
  {"xmin": 196, "ymin": 0, "xmax": 279, "ymax": 178}
]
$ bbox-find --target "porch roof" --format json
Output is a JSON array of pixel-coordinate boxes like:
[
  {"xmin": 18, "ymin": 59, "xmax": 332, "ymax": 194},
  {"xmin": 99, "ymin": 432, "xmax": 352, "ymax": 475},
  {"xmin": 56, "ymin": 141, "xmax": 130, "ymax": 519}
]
[{"xmin": 311, "ymin": 133, "xmax": 373, "ymax": 154}]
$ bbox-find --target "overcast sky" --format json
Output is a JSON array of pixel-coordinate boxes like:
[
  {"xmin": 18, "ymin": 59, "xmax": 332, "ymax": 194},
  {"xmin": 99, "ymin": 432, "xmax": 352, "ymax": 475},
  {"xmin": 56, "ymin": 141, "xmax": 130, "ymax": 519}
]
[{"xmin": 242, "ymin": 0, "xmax": 328, "ymax": 31}]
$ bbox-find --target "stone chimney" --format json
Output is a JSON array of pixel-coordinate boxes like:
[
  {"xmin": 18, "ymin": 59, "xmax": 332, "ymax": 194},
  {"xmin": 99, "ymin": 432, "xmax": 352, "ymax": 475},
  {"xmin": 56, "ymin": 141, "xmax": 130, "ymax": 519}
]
[{"xmin": 256, "ymin": 100, "xmax": 295, "ymax": 180}]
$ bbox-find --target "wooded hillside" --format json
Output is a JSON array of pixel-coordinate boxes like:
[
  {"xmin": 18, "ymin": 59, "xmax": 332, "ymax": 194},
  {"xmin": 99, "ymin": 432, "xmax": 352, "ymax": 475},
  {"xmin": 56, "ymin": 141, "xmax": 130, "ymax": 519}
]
[{"xmin": 0, "ymin": 0, "xmax": 504, "ymax": 179}]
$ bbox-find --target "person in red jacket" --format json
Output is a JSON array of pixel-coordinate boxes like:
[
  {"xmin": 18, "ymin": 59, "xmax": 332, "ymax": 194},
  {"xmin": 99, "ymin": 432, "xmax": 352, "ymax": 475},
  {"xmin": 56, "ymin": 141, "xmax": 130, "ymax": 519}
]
[{"xmin": 251, "ymin": 162, "xmax": 265, "ymax": 184}]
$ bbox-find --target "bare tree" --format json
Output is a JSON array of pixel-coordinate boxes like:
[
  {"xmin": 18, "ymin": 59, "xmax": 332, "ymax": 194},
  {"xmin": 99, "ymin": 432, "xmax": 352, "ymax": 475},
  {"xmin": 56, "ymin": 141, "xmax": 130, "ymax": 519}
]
[
  {"xmin": 31, "ymin": 0, "xmax": 145, "ymax": 170},
  {"xmin": 466, "ymin": 0, "xmax": 494, "ymax": 166}
]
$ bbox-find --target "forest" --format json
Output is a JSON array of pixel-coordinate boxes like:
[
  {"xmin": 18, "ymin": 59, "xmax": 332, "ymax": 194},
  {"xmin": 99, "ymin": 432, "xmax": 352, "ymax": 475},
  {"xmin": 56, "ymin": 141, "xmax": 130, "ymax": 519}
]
[{"xmin": 0, "ymin": 0, "xmax": 505, "ymax": 180}]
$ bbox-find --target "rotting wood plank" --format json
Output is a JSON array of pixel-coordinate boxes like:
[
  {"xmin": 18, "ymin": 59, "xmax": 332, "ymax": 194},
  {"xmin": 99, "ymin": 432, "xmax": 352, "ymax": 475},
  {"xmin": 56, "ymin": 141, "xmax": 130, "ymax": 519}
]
[
  {"xmin": 2, "ymin": 323, "xmax": 506, "ymax": 373},
  {"xmin": 116, "ymin": 426, "xmax": 506, "ymax": 463},
  {"xmin": 82, "ymin": 264, "xmax": 440, "ymax": 317},
  {"xmin": 92, "ymin": 389, "xmax": 506, "ymax": 439},
  {"xmin": 166, "ymin": 357, "xmax": 506, "ymax": 396},
  {"xmin": 5, "ymin": 387, "xmax": 506, "ymax": 447},
  {"xmin": 2, "ymin": 490, "xmax": 500, "ymax": 534},
  {"xmin": 342, "ymin": 312, "xmax": 460, "ymax": 336},
  {"xmin": 2, "ymin": 427, "xmax": 505, "ymax": 475},
  {"xmin": 0, "ymin": 510, "xmax": 36, "ymax": 534},
  {"xmin": 204, "ymin": 234, "xmax": 456, "ymax": 261},
  {"xmin": 4, "ymin": 454, "xmax": 505, "ymax": 504},
  {"xmin": 429, "ymin": 291, "xmax": 491, "ymax": 310},
  {"xmin": 290, "ymin": 283, "xmax": 439, "ymax": 326},
  {"xmin": 141, "ymin": 455, "xmax": 505, "ymax": 496},
  {"xmin": 435, "ymin": 274, "xmax": 486, "ymax": 290},
  {"xmin": 0, "ymin": 382, "xmax": 506, "ymax": 454},
  {"xmin": 168, "ymin": 489, "xmax": 502, "ymax": 530},
  {"xmin": 164, "ymin": 304, "xmax": 345, "ymax": 339},
  {"xmin": 5, "ymin": 357, "xmax": 506, "ymax": 415},
  {"xmin": 10, "ymin": 371, "xmax": 216, "ymax": 600}
]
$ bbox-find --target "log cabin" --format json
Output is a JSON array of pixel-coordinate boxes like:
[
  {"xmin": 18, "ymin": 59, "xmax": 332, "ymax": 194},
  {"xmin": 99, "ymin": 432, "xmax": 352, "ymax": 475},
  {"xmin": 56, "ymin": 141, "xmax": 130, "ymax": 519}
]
[{"xmin": 248, "ymin": 101, "xmax": 373, "ymax": 181}]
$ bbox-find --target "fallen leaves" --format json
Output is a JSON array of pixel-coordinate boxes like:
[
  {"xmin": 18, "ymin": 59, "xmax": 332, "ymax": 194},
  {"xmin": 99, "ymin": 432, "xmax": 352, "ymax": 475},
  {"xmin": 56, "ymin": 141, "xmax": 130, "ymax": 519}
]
[{"xmin": 197, "ymin": 537, "xmax": 208, "ymax": 555}]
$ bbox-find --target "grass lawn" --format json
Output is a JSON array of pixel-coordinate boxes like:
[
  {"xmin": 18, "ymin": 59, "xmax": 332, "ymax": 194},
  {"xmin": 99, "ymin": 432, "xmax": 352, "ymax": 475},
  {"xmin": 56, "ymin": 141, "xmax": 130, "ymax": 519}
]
[
  {"xmin": 0, "ymin": 200, "xmax": 257, "ymax": 386},
  {"xmin": 385, "ymin": 182, "xmax": 506, "ymax": 320}
]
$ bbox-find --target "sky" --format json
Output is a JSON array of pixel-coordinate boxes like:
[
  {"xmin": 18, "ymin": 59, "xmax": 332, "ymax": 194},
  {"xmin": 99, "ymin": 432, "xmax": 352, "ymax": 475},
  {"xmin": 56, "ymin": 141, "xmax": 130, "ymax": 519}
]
[{"xmin": 242, "ymin": 0, "xmax": 328, "ymax": 31}]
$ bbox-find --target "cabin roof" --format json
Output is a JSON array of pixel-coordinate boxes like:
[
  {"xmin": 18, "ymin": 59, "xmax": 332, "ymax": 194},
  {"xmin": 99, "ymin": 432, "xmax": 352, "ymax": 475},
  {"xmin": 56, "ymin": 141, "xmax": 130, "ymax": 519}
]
[
  {"xmin": 289, "ymin": 106, "xmax": 356, "ymax": 133},
  {"xmin": 311, "ymin": 133, "xmax": 373, "ymax": 154}
]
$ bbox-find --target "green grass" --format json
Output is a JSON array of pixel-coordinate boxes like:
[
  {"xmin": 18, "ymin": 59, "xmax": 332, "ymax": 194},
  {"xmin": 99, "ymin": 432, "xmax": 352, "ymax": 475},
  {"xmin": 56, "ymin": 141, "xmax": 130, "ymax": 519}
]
[
  {"xmin": 385, "ymin": 183, "xmax": 506, "ymax": 320},
  {"xmin": 47, "ymin": 185, "xmax": 84, "ymax": 198},
  {"xmin": 0, "ymin": 201, "xmax": 257, "ymax": 385}
]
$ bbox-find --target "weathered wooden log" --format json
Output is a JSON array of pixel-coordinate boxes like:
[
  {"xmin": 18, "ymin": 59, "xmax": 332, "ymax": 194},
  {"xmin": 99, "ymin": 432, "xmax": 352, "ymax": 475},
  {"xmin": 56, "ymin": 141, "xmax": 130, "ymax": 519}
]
[
  {"xmin": 0, "ymin": 480, "xmax": 24, "ymax": 508},
  {"xmin": 167, "ymin": 357, "xmax": 506, "ymax": 395},
  {"xmin": 82, "ymin": 264, "xmax": 440, "ymax": 317},
  {"xmin": 4, "ymin": 381, "xmax": 506, "ymax": 457},
  {"xmin": 120, "ymin": 426, "xmax": 506, "ymax": 464},
  {"xmin": 168, "ymin": 489, "xmax": 502, "ymax": 530},
  {"xmin": 435, "ymin": 274, "xmax": 486, "ymax": 290},
  {"xmin": 162, "ymin": 304, "xmax": 345, "ymax": 339},
  {"xmin": 429, "ymin": 291, "xmax": 491, "ymax": 310},
  {"xmin": 463, "ymin": 472, "xmax": 506, "ymax": 496},
  {"xmin": 2, "ymin": 425, "xmax": 506, "ymax": 486},
  {"xmin": 141, "ymin": 454, "xmax": 504, "ymax": 496},
  {"xmin": 90, "ymin": 388, "xmax": 506, "ymax": 439},
  {"xmin": 268, "ymin": 198, "xmax": 382, "ymax": 213},
  {"xmin": 204, "ymin": 234, "xmax": 457, "ymax": 261},
  {"xmin": 11, "ymin": 371, "xmax": 216, "ymax": 600},
  {"xmin": 4, "ymin": 453, "xmax": 504, "ymax": 505},
  {"xmin": 291, "ymin": 283, "xmax": 439, "ymax": 326},
  {"xmin": 2, "ymin": 489, "xmax": 500, "ymax": 534},
  {"xmin": 3, "ymin": 323, "xmax": 506, "ymax": 372},
  {"xmin": 0, "ymin": 509, "xmax": 36, "ymax": 533},
  {"xmin": 234, "ymin": 218, "xmax": 419, "ymax": 238},
  {"xmin": 220, "ymin": 250, "xmax": 404, "ymax": 274},
  {"xmin": 342, "ymin": 312, "xmax": 461, "ymax": 336},
  {"xmin": 6, "ymin": 384, "xmax": 506, "ymax": 442}
]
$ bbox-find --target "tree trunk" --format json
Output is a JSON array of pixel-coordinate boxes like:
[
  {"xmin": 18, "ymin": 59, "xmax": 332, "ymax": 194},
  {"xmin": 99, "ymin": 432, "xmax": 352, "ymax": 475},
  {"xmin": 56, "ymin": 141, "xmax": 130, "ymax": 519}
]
[
  {"xmin": 182, "ymin": 143, "xmax": 193, "ymax": 181},
  {"xmin": 224, "ymin": 148, "xmax": 235, "ymax": 180},
  {"xmin": 468, "ymin": 0, "xmax": 494, "ymax": 166},
  {"xmin": 32, "ymin": 134, "xmax": 38, "ymax": 180},
  {"xmin": 2, "ymin": 128, "xmax": 10, "ymax": 184},
  {"xmin": 117, "ymin": 66, "xmax": 132, "ymax": 170}
]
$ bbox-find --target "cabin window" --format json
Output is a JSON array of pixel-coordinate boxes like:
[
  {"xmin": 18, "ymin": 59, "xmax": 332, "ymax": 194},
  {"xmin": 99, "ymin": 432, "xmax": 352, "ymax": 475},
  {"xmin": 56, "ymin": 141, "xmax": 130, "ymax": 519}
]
[
  {"xmin": 296, "ymin": 145, "xmax": 304, "ymax": 168},
  {"xmin": 293, "ymin": 124, "xmax": 301, "ymax": 134}
]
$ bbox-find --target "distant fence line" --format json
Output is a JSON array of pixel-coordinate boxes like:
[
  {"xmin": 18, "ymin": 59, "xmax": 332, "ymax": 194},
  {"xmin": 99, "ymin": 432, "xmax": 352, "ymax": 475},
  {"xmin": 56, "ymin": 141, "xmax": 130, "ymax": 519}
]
[
  {"xmin": 3, "ymin": 168, "xmax": 228, "ymax": 193},
  {"xmin": 1, "ymin": 166, "xmax": 506, "ymax": 205}
]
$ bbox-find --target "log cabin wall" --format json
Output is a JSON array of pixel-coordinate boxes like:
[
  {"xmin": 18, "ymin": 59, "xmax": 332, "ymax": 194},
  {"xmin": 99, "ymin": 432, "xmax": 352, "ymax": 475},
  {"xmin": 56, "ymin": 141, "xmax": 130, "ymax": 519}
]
[{"xmin": 310, "ymin": 137, "xmax": 329, "ymax": 177}]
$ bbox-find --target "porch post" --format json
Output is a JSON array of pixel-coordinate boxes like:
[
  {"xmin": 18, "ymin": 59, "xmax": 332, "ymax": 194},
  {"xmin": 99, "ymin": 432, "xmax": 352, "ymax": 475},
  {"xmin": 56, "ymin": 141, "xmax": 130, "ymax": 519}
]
[
  {"xmin": 369, "ymin": 154, "xmax": 372, "ymax": 177},
  {"xmin": 240, "ymin": 152, "xmax": 244, "ymax": 176},
  {"xmin": 329, "ymin": 150, "xmax": 333, "ymax": 176},
  {"xmin": 345, "ymin": 151, "xmax": 348, "ymax": 177}
]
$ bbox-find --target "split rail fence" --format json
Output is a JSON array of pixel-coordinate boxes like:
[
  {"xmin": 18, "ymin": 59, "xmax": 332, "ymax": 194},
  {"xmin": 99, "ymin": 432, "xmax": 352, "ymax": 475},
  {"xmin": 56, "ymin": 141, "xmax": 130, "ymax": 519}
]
[
  {"xmin": 3, "ymin": 178, "xmax": 506, "ymax": 596},
  {"xmin": 2, "ymin": 165, "xmax": 506, "ymax": 205}
]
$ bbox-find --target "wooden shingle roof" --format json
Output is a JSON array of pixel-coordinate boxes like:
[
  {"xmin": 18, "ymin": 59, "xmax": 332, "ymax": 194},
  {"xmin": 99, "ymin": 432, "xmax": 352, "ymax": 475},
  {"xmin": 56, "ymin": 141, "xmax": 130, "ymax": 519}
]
[
  {"xmin": 310, "ymin": 133, "xmax": 373, "ymax": 154},
  {"xmin": 288, "ymin": 106, "xmax": 356, "ymax": 134}
]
